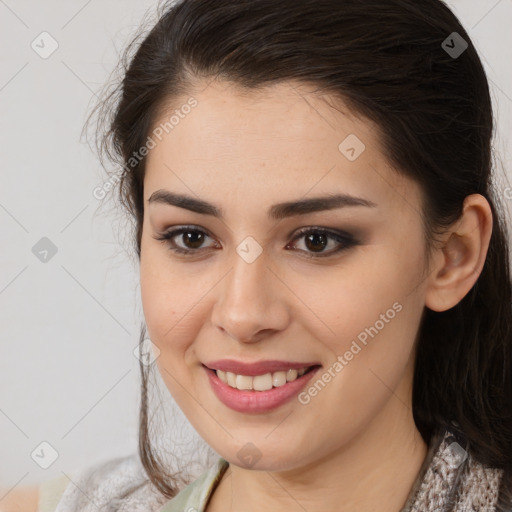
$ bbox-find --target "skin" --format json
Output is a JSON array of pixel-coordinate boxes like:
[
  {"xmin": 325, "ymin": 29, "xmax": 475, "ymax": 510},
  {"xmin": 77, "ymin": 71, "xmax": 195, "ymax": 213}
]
[{"xmin": 139, "ymin": 79, "xmax": 492, "ymax": 512}]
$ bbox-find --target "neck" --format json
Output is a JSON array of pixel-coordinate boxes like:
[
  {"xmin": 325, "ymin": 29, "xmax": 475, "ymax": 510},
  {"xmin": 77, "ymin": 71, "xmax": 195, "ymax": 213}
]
[{"xmin": 207, "ymin": 364, "xmax": 428, "ymax": 512}]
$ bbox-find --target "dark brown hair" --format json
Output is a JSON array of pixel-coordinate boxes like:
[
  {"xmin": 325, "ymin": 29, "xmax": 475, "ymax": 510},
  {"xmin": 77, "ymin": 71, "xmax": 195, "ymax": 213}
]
[{"xmin": 86, "ymin": 0, "xmax": 512, "ymax": 503}]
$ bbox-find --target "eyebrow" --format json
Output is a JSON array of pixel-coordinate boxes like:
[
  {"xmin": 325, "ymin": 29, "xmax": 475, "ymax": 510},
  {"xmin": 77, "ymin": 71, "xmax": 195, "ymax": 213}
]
[{"xmin": 147, "ymin": 190, "xmax": 377, "ymax": 220}]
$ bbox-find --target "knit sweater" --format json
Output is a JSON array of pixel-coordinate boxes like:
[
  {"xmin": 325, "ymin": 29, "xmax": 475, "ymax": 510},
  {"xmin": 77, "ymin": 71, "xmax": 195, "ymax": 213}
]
[{"xmin": 39, "ymin": 428, "xmax": 512, "ymax": 512}]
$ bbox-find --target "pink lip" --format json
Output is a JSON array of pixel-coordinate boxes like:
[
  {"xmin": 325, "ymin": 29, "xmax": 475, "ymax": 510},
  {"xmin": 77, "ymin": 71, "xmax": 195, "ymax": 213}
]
[
  {"xmin": 204, "ymin": 365, "xmax": 321, "ymax": 413},
  {"xmin": 203, "ymin": 359, "xmax": 320, "ymax": 376}
]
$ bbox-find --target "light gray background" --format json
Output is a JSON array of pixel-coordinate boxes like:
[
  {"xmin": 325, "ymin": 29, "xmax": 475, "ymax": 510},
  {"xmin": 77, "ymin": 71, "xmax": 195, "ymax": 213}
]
[{"xmin": 1, "ymin": 0, "xmax": 511, "ymax": 490}]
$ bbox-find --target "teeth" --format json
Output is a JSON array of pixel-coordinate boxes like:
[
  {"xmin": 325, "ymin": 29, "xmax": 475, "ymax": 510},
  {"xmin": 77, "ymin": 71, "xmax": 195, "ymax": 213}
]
[{"xmin": 215, "ymin": 367, "xmax": 310, "ymax": 391}]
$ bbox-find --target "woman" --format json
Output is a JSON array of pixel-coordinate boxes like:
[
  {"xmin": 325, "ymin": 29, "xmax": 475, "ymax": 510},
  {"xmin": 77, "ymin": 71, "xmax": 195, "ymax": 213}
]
[{"xmin": 22, "ymin": 0, "xmax": 512, "ymax": 510}]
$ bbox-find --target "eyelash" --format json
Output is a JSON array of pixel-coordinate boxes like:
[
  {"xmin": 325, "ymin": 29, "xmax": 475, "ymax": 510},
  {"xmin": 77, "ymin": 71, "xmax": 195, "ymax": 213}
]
[{"xmin": 152, "ymin": 225, "xmax": 358, "ymax": 259}]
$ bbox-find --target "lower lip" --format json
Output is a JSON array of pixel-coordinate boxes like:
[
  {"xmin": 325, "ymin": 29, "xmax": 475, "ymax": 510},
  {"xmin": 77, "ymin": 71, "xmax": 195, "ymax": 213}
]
[{"xmin": 204, "ymin": 365, "xmax": 321, "ymax": 413}]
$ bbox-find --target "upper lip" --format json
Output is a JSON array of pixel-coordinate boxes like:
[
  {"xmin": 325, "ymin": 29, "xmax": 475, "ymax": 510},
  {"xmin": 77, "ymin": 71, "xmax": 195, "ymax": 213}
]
[{"xmin": 203, "ymin": 359, "xmax": 321, "ymax": 376}]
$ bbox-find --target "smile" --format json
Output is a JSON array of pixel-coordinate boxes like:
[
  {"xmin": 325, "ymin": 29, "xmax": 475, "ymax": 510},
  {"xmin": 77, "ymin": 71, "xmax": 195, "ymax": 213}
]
[
  {"xmin": 215, "ymin": 366, "xmax": 313, "ymax": 391},
  {"xmin": 204, "ymin": 364, "xmax": 322, "ymax": 413}
]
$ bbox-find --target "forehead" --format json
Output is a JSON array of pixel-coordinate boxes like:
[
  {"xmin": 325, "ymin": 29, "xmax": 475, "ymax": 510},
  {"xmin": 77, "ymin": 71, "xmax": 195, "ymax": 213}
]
[
  {"xmin": 148, "ymin": 79, "xmax": 378, "ymax": 166},
  {"xmin": 144, "ymin": 79, "xmax": 420, "ymax": 218}
]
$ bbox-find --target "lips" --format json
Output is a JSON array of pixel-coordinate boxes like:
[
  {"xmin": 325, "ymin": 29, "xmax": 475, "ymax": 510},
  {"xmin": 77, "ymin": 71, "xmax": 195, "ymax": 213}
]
[
  {"xmin": 205, "ymin": 363, "xmax": 322, "ymax": 413},
  {"xmin": 203, "ymin": 359, "xmax": 321, "ymax": 376}
]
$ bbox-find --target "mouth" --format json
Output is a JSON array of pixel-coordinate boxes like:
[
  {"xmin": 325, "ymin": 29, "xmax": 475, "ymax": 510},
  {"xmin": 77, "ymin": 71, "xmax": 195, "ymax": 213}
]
[
  {"xmin": 203, "ymin": 364, "xmax": 321, "ymax": 392},
  {"xmin": 203, "ymin": 363, "xmax": 322, "ymax": 413}
]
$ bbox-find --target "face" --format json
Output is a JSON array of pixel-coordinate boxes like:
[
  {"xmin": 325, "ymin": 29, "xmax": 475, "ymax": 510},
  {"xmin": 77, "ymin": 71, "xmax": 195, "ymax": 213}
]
[{"xmin": 140, "ymin": 79, "xmax": 430, "ymax": 472}]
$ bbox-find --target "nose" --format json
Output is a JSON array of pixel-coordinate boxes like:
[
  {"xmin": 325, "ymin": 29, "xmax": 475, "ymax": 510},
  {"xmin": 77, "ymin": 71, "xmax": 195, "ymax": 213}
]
[{"xmin": 210, "ymin": 248, "xmax": 290, "ymax": 344}]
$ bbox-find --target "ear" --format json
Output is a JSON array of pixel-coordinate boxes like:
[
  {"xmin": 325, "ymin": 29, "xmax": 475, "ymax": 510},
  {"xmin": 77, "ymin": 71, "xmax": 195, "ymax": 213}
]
[{"xmin": 425, "ymin": 194, "xmax": 493, "ymax": 312}]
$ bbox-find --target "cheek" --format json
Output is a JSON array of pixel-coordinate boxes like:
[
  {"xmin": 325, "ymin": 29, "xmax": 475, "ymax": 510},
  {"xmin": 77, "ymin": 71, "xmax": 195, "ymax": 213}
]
[
  {"xmin": 140, "ymin": 255, "xmax": 169, "ymax": 343},
  {"xmin": 139, "ymin": 246, "xmax": 192, "ymax": 360},
  {"xmin": 301, "ymin": 245, "xmax": 422, "ymax": 343},
  {"xmin": 302, "ymin": 286, "xmax": 423, "ymax": 442},
  {"xmin": 304, "ymin": 239, "xmax": 425, "ymax": 386},
  {"xmin": 140, "ymin": 265, "xmax": 200, "ymax": 403}
]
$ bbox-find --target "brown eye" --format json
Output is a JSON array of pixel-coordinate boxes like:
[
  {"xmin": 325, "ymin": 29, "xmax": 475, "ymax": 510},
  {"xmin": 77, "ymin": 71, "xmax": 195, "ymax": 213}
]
[
  {"xmin": 304, "ymin": 232, "xmax": 328, "ymax": 252},
  {"xmin": 180, "ymin": 230, "xmax": 206, "ymax": 249},
  {"xmin": 153, "ymin": 226, "xmax": 217, "ymax": 255},
  {"xmin": 287, "ymin": 227, "xmax": 357, "ymax": 258}
]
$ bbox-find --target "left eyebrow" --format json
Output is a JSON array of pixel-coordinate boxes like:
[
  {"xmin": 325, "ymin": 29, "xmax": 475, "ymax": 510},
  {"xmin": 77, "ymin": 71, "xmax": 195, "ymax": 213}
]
[{"xmin": 147, "ymin": 190, "xmax": 377, "ymax": 221}]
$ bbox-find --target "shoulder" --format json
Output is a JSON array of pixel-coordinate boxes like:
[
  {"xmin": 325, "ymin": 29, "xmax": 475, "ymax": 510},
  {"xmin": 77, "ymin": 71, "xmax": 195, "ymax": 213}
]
[
  {"xmin": 38, "ymin": 474, "xmax": 70, "ymax": 512},
  {"xmin": 496, "ymin": 468, "xmax": 512, "ymax": 512},
  {"xmin": 38, "ymin": 453, "xmax": 169, "ymax": 512},
  {"xmin": 404, "ymin": 427, "xmax": 510, "ymax": 511},
  {"xmin": 455, "ymin": 448, "xmax": 504, "ymax": 510},
  {"xmin": 159, "ymin": 457, "xmax": 229, "ymax": 512},
  {"xmin": 441, "ymin": 429, "xmax": 512, "ymax": 511}
]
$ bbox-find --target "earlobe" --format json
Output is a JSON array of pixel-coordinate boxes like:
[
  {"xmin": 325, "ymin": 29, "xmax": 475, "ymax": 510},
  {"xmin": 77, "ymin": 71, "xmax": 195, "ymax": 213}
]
[{"xmin": 424, "ymin": 194, "xmax": 493, "ymax": 312}]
